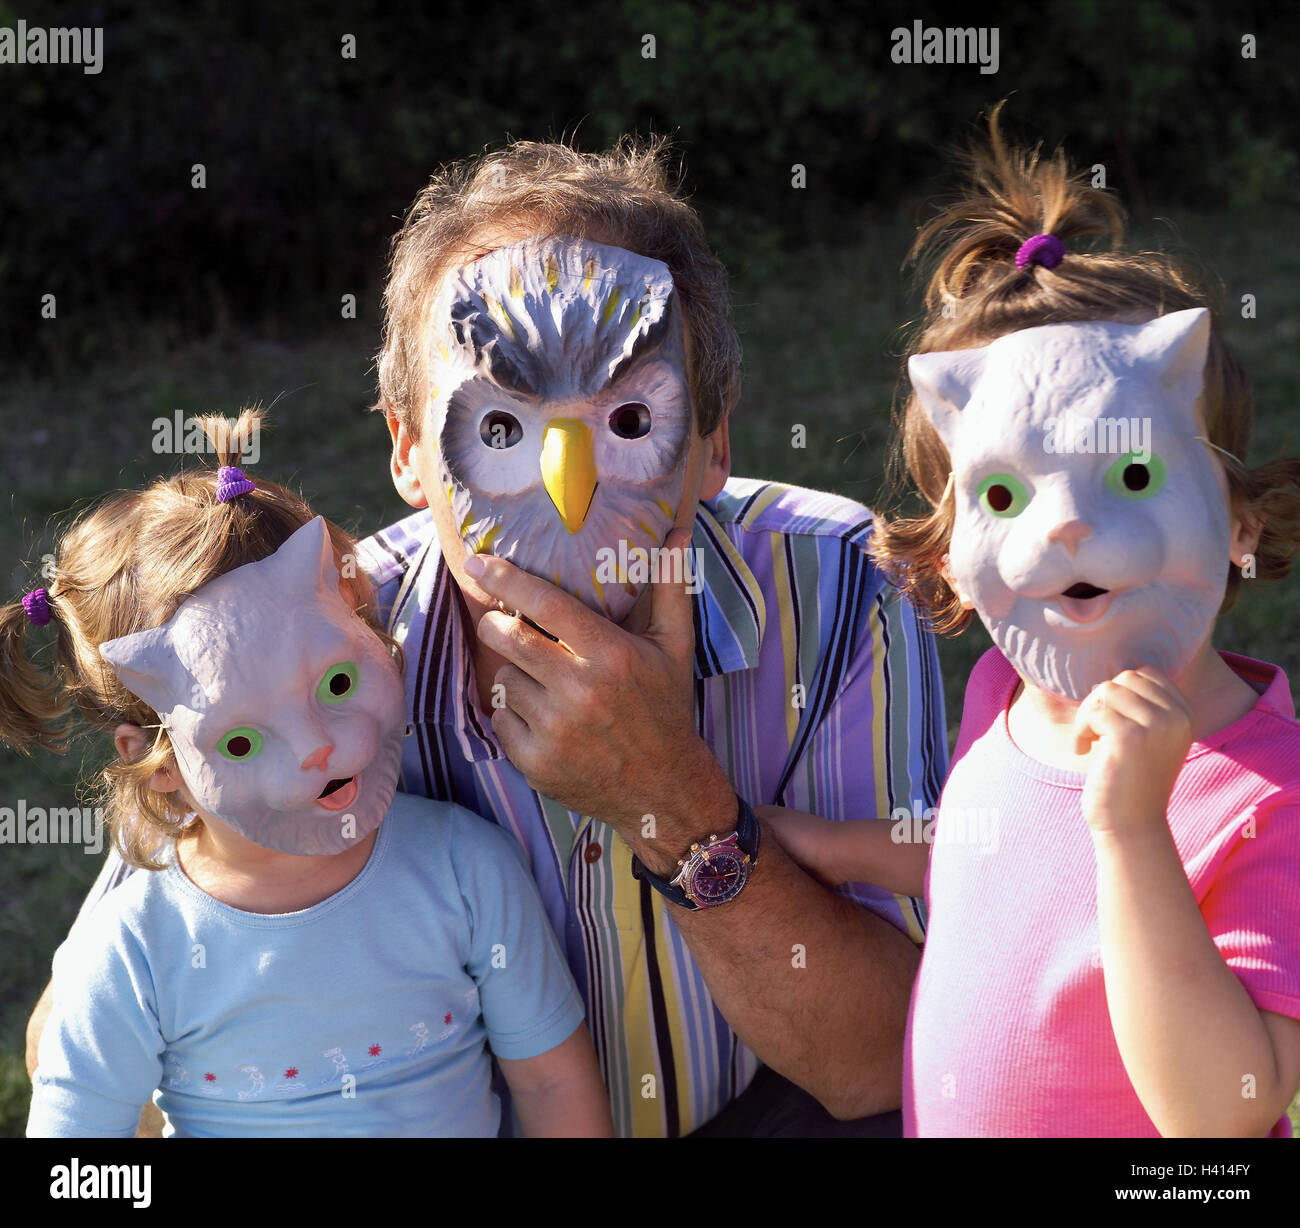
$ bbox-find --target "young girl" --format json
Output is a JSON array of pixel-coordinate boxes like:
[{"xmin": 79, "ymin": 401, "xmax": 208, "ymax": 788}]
[
  {"xmin": 6, "ymin": 410, "xmax": 612, "ymax": 1137},
  {"xmin": 763, "ymin": 115, "xmax": 1300, "ymax": 1137}
]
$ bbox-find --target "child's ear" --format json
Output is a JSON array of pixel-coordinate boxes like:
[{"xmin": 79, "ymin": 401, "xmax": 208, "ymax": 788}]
[
  {"xmin": 114, "ymin": 723, "xmax": 185, "ymax": 793},
  {"xmin": 940, "ymin": 555, "xmax": 976, "ymax": 611},
  {"xmin": 1229, "ymin": 501, "xmax": 1263, "ymax": 569}
]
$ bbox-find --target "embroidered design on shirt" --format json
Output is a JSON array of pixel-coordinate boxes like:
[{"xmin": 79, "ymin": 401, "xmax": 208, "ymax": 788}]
[
  {"xmin": 319, "ymin": 1047, "xmax": 352, "ymax": 1086},
  {"xmin": 161, "ymin": 1054, "xmax": 192, "ymax": 1089},
  {"xmin": 360, "ymin": 1040, "xmax": 392, "ymax": 1072},
  {"xmin": 236, "ymin": 1066, "xmax": 266, "ymax": 1099},
  {"xmin": 406, "ymin": 1021, "xmax": 431, "ymax": 1057},
  {"xmin": 271, "ymin": 1064, "xmax": 304, "ymax": 1093},
  {"xmin": 183, "ymin": 1012, "xmax": 471, "ymax": 1097}
]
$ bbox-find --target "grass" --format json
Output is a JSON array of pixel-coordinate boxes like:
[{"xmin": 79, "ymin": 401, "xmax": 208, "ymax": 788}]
[{"xmin": 3, "ymin": 203, "xmax": 1299, "ymax": 1136}]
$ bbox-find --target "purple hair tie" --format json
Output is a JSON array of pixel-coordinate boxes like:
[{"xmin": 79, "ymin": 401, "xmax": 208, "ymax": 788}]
[
  {"xmin": 1015, "ymin": 233, "xmax": 1066, "ymax": 271},
  {"xmin": 216, "ymin": 465, "xmax": 256, "ymax": 503},
  {"xmin": 22, "ymin": 588, "xmax": 51, "ymax": 627}
]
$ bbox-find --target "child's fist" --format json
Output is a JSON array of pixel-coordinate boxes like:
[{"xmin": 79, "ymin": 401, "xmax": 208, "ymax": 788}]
[{"xmin": 1072, "ymin": 667, "xmax": 1193, "ymax": 836}]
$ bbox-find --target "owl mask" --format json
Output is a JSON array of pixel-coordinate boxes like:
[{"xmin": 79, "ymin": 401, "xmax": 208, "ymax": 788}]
[
  {"xmin": 100, "ymin": 517, "xmax": 408, "ymax": 855},
  {"xmin": 427, "ymin": 235, "xmax": 693, "ymax": 622},
  {"xmin": 909, "ymin": 308, "xmax": 1231, "ymax": 701}
]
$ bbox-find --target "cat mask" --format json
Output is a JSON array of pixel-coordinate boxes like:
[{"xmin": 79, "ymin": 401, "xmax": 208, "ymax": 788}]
[
  {"xmin": 426, "ymin": 234, "xmax": 692, "ymax": 622},
  {"xmin": 100, "ymin": 517, "xmax": 408, "ymax": 855},
  {"xmin": 909, "ymin": 308, "xmax": 1231, "ymax": 701}
]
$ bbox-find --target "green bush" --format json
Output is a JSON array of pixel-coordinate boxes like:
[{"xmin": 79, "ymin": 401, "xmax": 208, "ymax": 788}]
[{"xmin": 2, "ymin": 1, "xmax": 1296, "ymax": 368}]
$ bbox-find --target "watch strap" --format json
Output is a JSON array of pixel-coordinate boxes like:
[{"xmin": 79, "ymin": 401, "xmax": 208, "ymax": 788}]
[{"xmin": 631, "ymin": 795, "xmax": 760, "ymax": 909}]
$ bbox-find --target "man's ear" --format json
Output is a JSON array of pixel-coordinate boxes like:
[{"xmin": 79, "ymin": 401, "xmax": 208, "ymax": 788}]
[
  {"xmin": 386, "ymin": 410, "xmax": 431, "ymax": 509},
  {"xmin": 114, "ymin": 723, "xmax": 185, "ymax": 793},
  {"xmin": 698, "ymin": 415, "xmax": 732, "ymax": 502}
]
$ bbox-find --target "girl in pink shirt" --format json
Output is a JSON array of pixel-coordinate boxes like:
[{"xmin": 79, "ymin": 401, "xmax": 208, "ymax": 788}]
[{"xmin": 764, "ymin": 111, "xmax": 1300, "ymax": 1137}]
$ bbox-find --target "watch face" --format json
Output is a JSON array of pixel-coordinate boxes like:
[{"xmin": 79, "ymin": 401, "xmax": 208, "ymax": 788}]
[{"xmin": 688, "ymin": 848, "xmax": 749, "ymax": 907}]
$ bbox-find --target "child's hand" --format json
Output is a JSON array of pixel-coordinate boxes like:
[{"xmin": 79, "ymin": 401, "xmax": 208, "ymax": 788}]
[
  {"xmin": 1072, "ymin": 667, "xmax": 1193, "ymax": 836},
  {"xmin": 754, "ymin": 805, "xmax": 845, "ymax": 887}
]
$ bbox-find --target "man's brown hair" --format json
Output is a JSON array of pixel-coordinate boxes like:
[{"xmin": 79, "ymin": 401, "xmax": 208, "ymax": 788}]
[{"xmin": 374, "ymin": 134, "xmax": 741, "ymax": 439}]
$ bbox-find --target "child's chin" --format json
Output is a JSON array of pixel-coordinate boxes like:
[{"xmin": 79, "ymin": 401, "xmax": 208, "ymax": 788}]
[
  {"xmin": 235, "ymin": 806, "xmax": 385, "ymax": 857},
  {"xmin": 990, "ymin": 618, "xmax": 1190, "ymax": 701}
]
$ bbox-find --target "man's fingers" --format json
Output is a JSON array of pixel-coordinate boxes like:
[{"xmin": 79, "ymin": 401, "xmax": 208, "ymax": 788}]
[
  {"xmin": 492, "ymin": 663, "xmax": 549, "ymax": 725},
  {"xmin": 645, "ymin": 527, "xmax": 698, "ymax": 661},
  {"xmin": 491, "ymin": 704, "xmax": 535, "ymax": 765},
  {"xmin": 476, "ymin": 609, "xmax": 568, "ymax": 684},
  {"xmin": 464, "ymin": 554, "xmax": 604, "ymax": 657}
]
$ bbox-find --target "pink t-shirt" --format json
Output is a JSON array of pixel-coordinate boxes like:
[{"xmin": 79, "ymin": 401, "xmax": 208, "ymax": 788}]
[{"xmin": 905, "ymin": 647, "xmax": 1300, "ymax": 1137}]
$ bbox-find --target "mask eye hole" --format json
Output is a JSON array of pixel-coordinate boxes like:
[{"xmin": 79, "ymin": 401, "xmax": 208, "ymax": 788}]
[
  {"xmin": 609, "ymin": 403, "xmax": 651, "ymax": 440},
  {"xmin": 480, "ymin": 411, "xmax": 522, "ymax": 450},
  {"xmin": 219, "ymin": 727, "xmax": 263, "ymax": 761},
  {"xmin": 316, "ymin": 662, "xmax": 359, "ymax": 705},
  {"xmin": 1105, "ymin": 452, "xmax": 1166, "ymax": 500},
  {"xmin": 977, "ymin": 473, "xmax": 1029, "ymax": 518}
]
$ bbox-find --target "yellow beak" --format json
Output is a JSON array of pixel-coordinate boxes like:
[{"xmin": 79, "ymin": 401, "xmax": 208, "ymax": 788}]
[{"xmin": 540, "ymin": 418, "xmax": 598, "ymax": 534}]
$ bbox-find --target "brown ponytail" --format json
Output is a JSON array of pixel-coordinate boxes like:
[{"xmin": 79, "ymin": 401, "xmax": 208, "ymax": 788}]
[
  {"xmin": 0, "ymin": 594, "xmax": 73, "ymax": 753},
  {"xmin": 872, "ymin": 104, "xmax": 1300, "ymax": 632},
  {"xmin": 0, "ymin": 408, "xmax": 399, "ymax": 868}
]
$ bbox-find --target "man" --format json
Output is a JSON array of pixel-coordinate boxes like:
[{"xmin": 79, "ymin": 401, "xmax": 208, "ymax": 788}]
[
  {"xmin": 361, "ymin": 134, "xmax": 948, "ymax": 1136},
  {"xmin": 31, "ymin": 135, "xmax": 946, "ymax": 1137}
]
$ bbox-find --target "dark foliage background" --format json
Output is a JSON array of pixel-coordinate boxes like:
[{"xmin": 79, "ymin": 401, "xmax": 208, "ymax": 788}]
[{"xmin": 2, "ymin": 0, "xmax": 1296, "ymax": 367}]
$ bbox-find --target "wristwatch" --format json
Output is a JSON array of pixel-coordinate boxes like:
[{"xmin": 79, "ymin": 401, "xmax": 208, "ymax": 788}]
[{"xmin": 631, "ymin": 796, "xmax": 760, "ymax": 909}]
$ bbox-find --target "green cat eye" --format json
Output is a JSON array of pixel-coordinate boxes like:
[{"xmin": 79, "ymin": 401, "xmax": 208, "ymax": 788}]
[
  {"xmin": 316, "ymin": 661, "xmax": 359, "ymax": 704},
  {"xmin": 1105, "ymin": 452, "xmax": 1166, "ymax": 501},
  {"xmin": 218, "ymin": 727, "xmax": 263, "ymax": 761},
  {"xmin": 977, "ymin": 473, "xmax": 1030, "ymax": 518}
]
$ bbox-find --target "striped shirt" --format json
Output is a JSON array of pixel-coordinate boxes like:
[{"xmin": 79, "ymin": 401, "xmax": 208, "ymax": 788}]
[{"xmin": 357, "ymin": 476, "xmax": 948, "ymax": 1136}]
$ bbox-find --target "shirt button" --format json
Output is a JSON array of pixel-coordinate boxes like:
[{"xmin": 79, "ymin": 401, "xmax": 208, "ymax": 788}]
[{"xmin": 584, "ymin": 844, "xmax": 602, "ymax": 863}]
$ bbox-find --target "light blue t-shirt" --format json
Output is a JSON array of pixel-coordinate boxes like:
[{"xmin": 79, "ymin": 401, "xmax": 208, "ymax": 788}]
[{"xmin": 28, "ymin": 794, "xmax": 586, "ymax": 1138}]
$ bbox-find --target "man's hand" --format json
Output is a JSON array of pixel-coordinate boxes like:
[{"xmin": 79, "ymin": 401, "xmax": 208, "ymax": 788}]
[
  {"xmin": 466, "ymin": 528, "xmax": 926, "ymax": 1120},
  {"xmin": 465, "ymin": 529, "xmax": 734, "ymax": 850}
]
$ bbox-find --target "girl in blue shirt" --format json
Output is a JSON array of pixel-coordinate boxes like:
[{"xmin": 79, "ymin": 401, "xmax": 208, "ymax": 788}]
[{"xmin": 5, "ymin": 409, "xmax": 611, "ymax": 1138}]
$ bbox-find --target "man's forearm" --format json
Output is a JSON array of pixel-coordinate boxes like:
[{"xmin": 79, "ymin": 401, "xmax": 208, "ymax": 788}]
[
  {"xmin": 666, "ymin": 825, "xmax": 919, "ymax": 1119},
  {"xmin": 621, "ymin": 751, "xmax": 919, "ymax": 1119}
]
